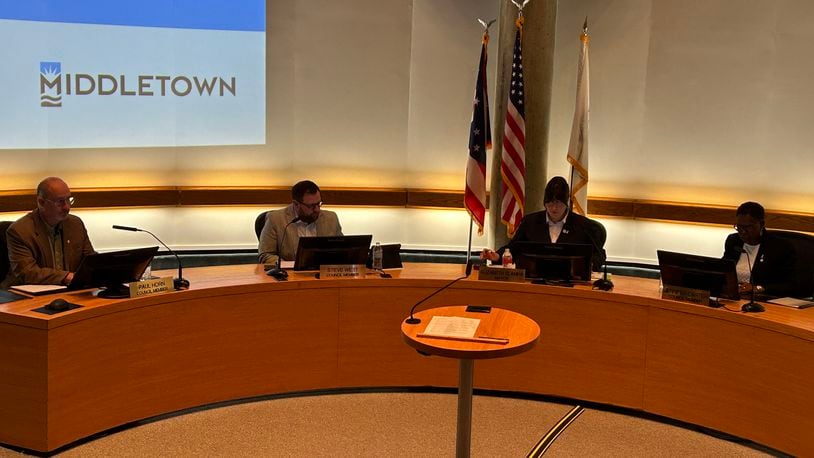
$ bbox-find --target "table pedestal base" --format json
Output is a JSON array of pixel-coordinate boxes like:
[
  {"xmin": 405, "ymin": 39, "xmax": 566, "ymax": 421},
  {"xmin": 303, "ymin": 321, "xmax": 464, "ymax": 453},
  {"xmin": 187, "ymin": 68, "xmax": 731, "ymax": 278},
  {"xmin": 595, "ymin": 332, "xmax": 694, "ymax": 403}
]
[{"xmin": 457, "ymin": 358, "xmax": 474, "ymax": 458}]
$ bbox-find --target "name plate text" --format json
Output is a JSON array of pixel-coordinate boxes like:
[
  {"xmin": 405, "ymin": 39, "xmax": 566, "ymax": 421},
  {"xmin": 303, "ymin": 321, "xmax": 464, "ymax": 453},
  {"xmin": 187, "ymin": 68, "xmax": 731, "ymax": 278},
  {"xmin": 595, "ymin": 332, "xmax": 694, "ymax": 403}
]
[
  {"xmin": 662, "ymin": 284, "xmax": 709, "ymax": 306},
  {"xmin": 320, "ymin": 264, "xmax": 366, "ymax": 279},
  {"xmin": 477, "ymin": 266, "xmax": 526, "ymax": 283},
  {"xmin": 130, "ymin": 277, "xmax": 174, "ymax": 298}
]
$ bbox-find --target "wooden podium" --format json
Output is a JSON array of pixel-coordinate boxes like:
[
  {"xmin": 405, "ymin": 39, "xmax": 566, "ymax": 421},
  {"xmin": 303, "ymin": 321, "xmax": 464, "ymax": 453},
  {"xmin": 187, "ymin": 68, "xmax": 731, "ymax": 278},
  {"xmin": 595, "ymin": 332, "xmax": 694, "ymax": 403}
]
[{"xmin": 401, "ymin": 305, "xmax": 540, "ymax": 457}]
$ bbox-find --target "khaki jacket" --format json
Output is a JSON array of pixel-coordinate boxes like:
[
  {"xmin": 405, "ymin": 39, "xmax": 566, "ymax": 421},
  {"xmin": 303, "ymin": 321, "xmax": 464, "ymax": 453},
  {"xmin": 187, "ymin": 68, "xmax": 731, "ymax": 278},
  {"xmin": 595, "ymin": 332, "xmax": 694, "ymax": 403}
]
[{"xmin": 258, "ymin": 204, "xmax": 342, "ymax": 265}]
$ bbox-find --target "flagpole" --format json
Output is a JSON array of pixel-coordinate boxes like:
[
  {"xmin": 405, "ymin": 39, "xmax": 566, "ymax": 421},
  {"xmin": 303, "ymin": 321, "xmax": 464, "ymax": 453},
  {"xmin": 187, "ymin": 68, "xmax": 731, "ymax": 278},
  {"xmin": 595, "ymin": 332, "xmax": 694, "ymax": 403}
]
[
  {"xmin": 499, "ymin": 0, "xmax": 529, "ymax": 238},
  {"xmin": 566, "ymin": 16, "xmax": 590, "ymax": 215},
  {"xmin": 465, "ymin": 18, "xmax": 495, "ymax": 272},
  {"xmin": 466, "ymin": 219, "xmax": 474, "ymax": 271}
]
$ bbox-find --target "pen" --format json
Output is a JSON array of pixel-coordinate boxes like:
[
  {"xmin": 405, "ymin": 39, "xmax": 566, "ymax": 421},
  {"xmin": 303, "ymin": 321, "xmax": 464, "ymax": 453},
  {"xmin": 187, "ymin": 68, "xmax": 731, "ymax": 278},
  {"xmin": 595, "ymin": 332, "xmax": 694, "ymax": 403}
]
[
  {"xmin": 416, "ymin": 333, "xmax": 509, "ymax": 345},
  {"xmin": 477, "ymin": 335, "xmax": 510, "ymax": 343}
]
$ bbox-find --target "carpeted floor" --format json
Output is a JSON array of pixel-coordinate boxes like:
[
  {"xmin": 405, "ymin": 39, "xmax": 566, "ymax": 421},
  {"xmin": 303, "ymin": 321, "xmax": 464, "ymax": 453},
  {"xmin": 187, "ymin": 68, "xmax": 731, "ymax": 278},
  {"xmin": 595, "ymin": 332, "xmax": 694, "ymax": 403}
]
[{"xmin": 0, "ymin": 392, "xmax": 773, "ymax": 457}]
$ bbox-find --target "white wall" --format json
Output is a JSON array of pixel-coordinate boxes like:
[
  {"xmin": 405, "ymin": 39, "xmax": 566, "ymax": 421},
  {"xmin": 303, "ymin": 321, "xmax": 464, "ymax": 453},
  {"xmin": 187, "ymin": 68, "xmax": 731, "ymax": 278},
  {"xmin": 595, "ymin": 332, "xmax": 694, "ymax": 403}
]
[
  {"xmin": 550, "ymin": 0, "xmax": 814, "ymax": 213},
  {"xmin": 0, "ymin": 206, "xmax": 492, "ymax": 254},
  {"xmin": 0, "ymin": 203, "xmax": 734, "ymax": 264}
]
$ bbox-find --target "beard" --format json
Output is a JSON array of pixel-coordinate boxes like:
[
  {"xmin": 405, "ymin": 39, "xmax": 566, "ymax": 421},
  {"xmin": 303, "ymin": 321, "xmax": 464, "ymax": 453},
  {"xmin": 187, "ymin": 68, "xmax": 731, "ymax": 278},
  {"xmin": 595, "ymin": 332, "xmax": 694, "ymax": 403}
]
[{"xmin": 299, "ymin": 212, "xmax": 319, "ymax": 224}]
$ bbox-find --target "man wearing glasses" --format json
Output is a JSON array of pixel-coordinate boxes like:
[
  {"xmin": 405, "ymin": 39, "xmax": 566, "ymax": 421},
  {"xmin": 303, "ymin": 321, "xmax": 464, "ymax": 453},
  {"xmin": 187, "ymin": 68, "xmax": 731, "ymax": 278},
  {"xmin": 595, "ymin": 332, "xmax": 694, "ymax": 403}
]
[
  {"xmin": 258, "ymin": 180, "xmax": 342, "ymax": 265},
  {"xmin": 723, "ymin": 201, "xmax": 797, "ymax": 297},
  {"xmin": 2, "ymin": 177, "xmax": 95, "ymax": 288}
]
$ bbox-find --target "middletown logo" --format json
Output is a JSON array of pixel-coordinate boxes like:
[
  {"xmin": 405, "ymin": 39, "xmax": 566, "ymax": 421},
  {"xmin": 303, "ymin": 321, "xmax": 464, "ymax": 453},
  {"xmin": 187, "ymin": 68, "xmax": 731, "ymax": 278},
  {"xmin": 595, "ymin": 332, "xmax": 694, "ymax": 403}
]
[
  {"xmin": 40, "ymin": 61, "xmax": 62, "ymax": 107},
  {"xmin": 39, "ymin": 61, "xmax": 237, "ymax": 108}
]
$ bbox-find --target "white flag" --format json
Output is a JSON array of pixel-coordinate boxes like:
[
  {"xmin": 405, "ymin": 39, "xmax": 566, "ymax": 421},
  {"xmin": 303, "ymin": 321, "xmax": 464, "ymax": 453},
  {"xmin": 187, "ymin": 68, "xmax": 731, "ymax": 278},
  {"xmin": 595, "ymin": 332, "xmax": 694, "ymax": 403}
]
[{"xmin": 567, "ymin": 25, "xmax": 590, "ymax": 215}]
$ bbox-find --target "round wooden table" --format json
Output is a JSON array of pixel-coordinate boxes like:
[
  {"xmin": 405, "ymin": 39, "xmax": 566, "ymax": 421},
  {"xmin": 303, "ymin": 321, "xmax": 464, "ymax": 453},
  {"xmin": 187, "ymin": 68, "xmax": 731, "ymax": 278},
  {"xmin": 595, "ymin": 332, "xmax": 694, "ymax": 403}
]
[{"xmin": 402, "ymin": 305, "xmax": 540, "ymax": 457}]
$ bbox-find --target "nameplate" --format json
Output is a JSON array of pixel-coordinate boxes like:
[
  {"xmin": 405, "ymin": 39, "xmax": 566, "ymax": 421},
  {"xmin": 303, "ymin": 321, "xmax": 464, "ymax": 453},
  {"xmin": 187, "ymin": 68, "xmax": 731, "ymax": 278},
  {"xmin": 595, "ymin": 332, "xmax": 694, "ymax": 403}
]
[
  {"xmin": 129, "ymin": 277, "xmax": 174, "ymax": 298},
  {"xmin": 477, "ymin": 266, "xmax": 526, "ymax": 283},
  {"xmin": 320, "ymin": 264, "xmax": 366, "ymax": 279},
  {"xmin": 662, "ymin": 284, "xmax": 709, "ymax": 306}
]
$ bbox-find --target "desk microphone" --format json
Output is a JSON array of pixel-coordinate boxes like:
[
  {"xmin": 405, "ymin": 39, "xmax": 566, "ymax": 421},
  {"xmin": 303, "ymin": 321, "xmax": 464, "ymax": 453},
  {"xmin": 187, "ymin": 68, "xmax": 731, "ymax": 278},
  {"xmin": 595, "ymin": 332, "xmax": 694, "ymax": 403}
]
[
  {"xmin": 112, "ymin": 225, "xmax": 190, "ymax": 290},
  {"xmin": 582, "ymin": 223, "xmax": 613, "ymax": 291},
  {"xmin": 266, "ymin": 217, "xmax": 300, "ymax": 281},
  {"xmin": 404, "ymin": 263, "xmax": 472, "ymax": 325},
  {"xmin": 736, "ymin": 246, "xmax": 764, "ymax": 313},
  {"xmin": 593, "ymin": 262, "xmax": 614, "ymax": 291}
]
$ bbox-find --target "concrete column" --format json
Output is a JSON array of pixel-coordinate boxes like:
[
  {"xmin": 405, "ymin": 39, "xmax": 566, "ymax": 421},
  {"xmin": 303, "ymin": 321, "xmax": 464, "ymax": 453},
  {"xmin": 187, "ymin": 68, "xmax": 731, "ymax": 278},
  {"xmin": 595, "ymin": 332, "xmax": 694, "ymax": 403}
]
[{"xmin": 488, "ymin": 0, "xmax": 557, "ymax": 249}]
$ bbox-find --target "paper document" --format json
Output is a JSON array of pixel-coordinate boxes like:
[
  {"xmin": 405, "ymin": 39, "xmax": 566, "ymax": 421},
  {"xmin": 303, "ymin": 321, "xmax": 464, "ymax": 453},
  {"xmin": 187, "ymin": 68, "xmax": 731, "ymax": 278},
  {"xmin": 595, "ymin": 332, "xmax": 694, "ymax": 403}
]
[
  {"xmin": 10, "ymin": 284, "xmax": 68, "ymax": 296},
  {"xmin": 768, "ymin": 297, "xmax": 814, "ymax": 309},
  {"xmin": 280, "ymin": 260, "xmax": 295, "ymax": 269},
  {"xmin": 422, "ymin": 316, "xmax": 481, "ymax": 338}
]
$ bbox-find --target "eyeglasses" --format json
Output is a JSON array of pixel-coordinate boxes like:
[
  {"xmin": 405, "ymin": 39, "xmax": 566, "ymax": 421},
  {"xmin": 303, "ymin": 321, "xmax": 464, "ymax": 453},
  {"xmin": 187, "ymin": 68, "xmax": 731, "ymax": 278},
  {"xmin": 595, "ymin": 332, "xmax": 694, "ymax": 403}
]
[
  {"xmin": 296, "ymin": 200, "xmax": 322, "ymax": 210},
  {"xmin": 734, "ymin": 223, "xmax": 758, "ymax": 232},
  {"xmin": 45, "ymin": 196, "xmax": 75, "ymax": 207}
]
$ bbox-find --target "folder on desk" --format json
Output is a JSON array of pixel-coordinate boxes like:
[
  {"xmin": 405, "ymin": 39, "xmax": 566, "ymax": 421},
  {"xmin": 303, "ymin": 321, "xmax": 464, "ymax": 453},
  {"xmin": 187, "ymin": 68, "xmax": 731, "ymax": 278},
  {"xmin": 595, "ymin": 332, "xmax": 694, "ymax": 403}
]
[
  {"xmin": 768, "ymin": 297, "xmax": 814, "ymax": 309},
  {"xmin": 10, "ymin": 284, "xmax": 68, "ymax": 296}
]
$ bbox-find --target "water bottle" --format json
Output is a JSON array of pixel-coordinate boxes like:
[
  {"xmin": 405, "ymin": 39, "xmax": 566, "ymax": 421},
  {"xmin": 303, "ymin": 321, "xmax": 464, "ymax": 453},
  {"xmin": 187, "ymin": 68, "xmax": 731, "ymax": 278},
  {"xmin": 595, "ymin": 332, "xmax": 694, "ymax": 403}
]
[
  {"xmin": 372, "ymin": 242, "xmax": 383, "ymax": 270},
  {"xmin": 502, "ymin": 248, "xmax": 514, "ymax": 269},
  {"xmin": 141, "ymin": 263, "xmax": 152, "ymax": 281}
]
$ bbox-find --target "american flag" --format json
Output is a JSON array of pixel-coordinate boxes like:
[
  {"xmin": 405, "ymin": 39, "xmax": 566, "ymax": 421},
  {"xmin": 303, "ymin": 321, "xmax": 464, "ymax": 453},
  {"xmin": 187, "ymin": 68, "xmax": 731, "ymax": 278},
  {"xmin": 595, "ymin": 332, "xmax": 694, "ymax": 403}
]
[
  {"xmin": 465, "ymin": 30, "xmax": 491, "ymax": 235},
  {"xmin": 500, "ymin": 16, "xmax": 526, "ymax": 237}
]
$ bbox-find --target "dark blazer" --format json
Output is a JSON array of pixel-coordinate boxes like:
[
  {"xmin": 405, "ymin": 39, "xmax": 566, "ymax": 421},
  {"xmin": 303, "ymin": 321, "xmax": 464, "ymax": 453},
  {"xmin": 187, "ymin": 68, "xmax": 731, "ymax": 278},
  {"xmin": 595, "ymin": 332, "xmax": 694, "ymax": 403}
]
[
  {"xmin": 1, "ymin": 209, "xmax": 95, "ymax": 288},
  {"xmin": 500, "ymin": 210, "xmax": 607, "ymax": 271},
  {"xmin": 723, "ymin": 231, "xmax": 797, "ymax": 297}
]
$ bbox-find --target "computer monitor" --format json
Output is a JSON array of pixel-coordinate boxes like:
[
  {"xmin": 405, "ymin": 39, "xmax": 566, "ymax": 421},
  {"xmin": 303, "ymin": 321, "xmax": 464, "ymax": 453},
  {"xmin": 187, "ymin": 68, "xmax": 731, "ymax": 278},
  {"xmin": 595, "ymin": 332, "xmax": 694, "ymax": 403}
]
[
  {"xmin": 365, "ymin": 243, "xmax": 403, "ymax": 269},
  {"xmin": 293, "ymin": 235, "xmax": 373, "ymax": 271},
  {"xmin": 510, "ymin": 242, "xmax": 593, "ymax": 282},
  {"xmin": 656, "ymin": 250, "xmax": 739, "ymax": 300},
  {"xmin": 68, "ymin": 246, "xmax": 159, "ymax": 298}
]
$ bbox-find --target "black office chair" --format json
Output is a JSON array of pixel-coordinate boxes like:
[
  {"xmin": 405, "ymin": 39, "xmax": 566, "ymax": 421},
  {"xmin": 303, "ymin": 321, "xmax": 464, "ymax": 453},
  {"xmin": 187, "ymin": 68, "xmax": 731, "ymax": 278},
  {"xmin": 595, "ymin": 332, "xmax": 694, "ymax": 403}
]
[
  {"xmin": 254, "ymin": 211, "xmax": 268, "ymax": 241},
  {"xmin": 770, "ymin": 230, "xmax": 814, "ymax": 298},
  {"xmin": 584, "ymin": 217, "xmax": 608, "ymax": 271},
  {"xmin": 0, "ymin": 221, "xmax": 13, "ymax": 285}
]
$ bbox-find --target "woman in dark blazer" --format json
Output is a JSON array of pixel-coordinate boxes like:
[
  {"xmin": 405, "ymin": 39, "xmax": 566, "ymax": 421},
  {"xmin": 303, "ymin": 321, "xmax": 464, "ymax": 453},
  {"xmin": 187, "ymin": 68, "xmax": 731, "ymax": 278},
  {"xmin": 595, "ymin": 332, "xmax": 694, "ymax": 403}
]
[{"xmin": 481, "ymin": 176, "xmax": 606, "ymax": 271}]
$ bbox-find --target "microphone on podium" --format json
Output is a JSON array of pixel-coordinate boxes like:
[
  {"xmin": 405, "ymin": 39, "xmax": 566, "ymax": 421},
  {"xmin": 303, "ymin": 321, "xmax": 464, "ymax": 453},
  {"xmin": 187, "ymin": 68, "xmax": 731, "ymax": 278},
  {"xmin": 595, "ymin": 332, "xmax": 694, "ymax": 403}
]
[
  {"xmin": 265, "ymin": 217, "xmax": 300, "ymax": 281},
  {"xmin": 112, "ymin": 225, "xmax": 190, "ymax": 290},
  {"xmin": 582, "ymin": 223, "xmax": 613, "ymax": 291},
  {"xmin": 593, "ymin": 261, "xmax": 614, "ymax": 291},
  {"xmin": 734, "ymin": 246, "xmax": 764, "ymax": 313},
  {"xmin": 404, "ymin": 262, "xmax": 473, "ymax": 325}
]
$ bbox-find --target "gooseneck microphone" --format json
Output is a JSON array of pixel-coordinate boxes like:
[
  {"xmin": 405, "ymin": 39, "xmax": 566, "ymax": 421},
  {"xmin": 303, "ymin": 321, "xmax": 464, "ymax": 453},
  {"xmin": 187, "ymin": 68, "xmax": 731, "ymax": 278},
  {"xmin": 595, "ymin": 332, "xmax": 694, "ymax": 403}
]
[
  {"xmin": 593, "ymin": 262, "xmax": 614, "ymax": 291},
  {"xmin": 266, "ymin": 217, "xmax": 300, "ymax": 281},
  {"xmin": 737, "ymin": 246, "xmax": 764, "ymax": 313},
  {"xmin": 112, "ymin": 225, "xmax": 190, "ymax": 290},
  {"xmin": 581, "ymin": 222, "xmax": 613, "ymax": 291},
  {"xmin": 404, "ymin": 266, "xmax": 472, "ymax": 325}
]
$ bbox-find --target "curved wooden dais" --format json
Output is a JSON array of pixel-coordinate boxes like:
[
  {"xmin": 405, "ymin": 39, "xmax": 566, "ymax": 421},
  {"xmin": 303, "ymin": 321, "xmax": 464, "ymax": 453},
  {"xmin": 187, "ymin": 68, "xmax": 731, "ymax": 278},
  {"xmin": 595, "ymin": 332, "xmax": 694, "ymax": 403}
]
[{"xmin": 0, "ymin": 263, "xmax": 812, "ymax": 455}]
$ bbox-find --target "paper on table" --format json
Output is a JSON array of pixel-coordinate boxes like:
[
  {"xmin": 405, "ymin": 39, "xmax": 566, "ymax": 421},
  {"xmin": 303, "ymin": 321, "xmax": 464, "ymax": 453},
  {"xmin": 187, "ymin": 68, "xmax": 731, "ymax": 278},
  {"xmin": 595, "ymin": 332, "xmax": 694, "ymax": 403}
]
[
  {"xmin": 422, "ymin": 316, "xmax": 481, "ymax": 339},
  {"xmin": 768, "ymin": 297, "xmax": 814, "ymax": 309},
  {"xmin": 10, "ymin": 284, "xmax": 68, "ymax": 296},
  {"xmin": 280, "ymin": 260, "xmax": 295, "ymax": 269}
]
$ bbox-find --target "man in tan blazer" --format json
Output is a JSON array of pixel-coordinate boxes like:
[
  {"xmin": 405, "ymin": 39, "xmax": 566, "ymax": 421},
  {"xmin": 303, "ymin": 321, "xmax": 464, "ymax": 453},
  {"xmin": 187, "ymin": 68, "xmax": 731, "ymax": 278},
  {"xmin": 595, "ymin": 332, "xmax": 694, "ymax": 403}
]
[
  {"xmin": 2, "ymin": 177, "xmax": 95, "ymax": 288},
  {"xmin": 258, "ymin": 180, "xmax": 342, "ymax": 265}
]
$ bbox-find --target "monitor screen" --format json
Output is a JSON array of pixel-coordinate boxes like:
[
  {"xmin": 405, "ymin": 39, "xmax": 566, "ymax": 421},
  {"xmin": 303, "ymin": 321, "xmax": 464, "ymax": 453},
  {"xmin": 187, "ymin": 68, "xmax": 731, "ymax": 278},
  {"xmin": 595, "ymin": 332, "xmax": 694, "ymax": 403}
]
[
  {"xmin": 510, "ymin": 242, "xmax": 593, "ymax": 282},
  {"xmin": 68, "ymin": 246, "xmax": 159, "ymax": 298},
  {"xmin": 294, "ymin": 235, "xmax": 373, "ymax": 271},
  {"xmin": 657, "ymin": 250, "xmax": 739, "ymax": 300}
]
